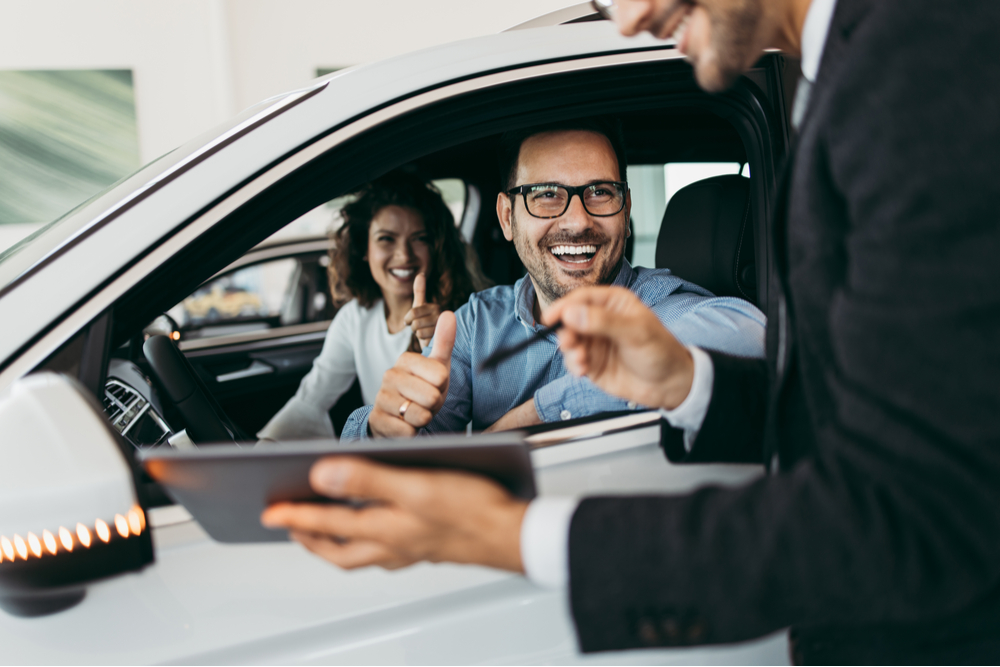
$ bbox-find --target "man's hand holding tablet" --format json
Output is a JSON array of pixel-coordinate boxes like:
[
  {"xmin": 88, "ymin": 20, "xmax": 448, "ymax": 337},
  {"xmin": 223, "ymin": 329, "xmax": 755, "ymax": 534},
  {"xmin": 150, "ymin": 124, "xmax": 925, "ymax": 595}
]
[{"xmin": 261, "ymin": 456, "xmax": 527, "ymax": 572}]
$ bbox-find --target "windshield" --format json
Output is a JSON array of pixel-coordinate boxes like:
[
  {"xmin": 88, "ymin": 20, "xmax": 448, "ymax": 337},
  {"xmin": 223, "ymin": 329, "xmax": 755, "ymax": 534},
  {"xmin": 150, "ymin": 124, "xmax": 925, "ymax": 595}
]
[{"xmin": 0, "ymin": 89, "xmax": 307, "ymax": 293}]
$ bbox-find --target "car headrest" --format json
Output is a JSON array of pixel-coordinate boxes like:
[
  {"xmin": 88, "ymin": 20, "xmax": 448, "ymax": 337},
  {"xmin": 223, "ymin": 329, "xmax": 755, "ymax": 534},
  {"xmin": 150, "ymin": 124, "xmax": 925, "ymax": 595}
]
[{"xmin": 655, "ymin": 174, "xmax": 755, "ymax": 301}]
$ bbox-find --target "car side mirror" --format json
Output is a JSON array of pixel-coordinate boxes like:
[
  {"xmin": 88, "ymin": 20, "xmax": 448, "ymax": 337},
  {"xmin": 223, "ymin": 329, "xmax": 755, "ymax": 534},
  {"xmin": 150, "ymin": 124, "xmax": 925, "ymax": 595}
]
[{"xmin": 0, "ymin": 373, "xmax": 153, "ymax": 616}]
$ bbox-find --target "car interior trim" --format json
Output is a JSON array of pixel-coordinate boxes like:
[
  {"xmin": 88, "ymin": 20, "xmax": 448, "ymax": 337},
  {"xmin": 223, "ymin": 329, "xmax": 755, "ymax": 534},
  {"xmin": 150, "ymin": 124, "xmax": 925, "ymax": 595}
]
[
  {"xmin": 202, "ymin": 239, "xmax": 331, "ymax": 282},
  {"xmin": 178, "ymin": 321, "xmax": 332, "ymax": 354},
  {"xmin": 0, "ymin": 47, "xmax": 691, "ymax": 392}
]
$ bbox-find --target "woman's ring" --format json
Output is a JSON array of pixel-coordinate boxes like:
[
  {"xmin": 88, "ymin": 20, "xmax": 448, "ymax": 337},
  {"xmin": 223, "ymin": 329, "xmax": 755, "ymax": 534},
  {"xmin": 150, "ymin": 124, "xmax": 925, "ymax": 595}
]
[{"xmin": 398, "ymin": 399, "xmax": 412, "ymax": 420}]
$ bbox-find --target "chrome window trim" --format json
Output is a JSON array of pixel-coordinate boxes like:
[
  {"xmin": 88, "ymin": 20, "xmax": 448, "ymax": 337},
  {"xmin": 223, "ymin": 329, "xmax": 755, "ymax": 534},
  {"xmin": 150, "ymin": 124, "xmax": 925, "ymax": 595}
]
[
  {"xmin": 178, "ymin": 320, "xmax": 331, "ymax": 352},
  {"xmin": 204, "ymin": 239, "xmax": 331, "ymax": 282},
  {"xmin": 0, "ymin": 48, "xmax": 685, "ymax": 391},
  {"xmin": 459, "ymin": 184, "xmax": 482, "ymax": 245},
  {"xmin": 504, "ymin": 3, "xmax": 603, "ymax": 31}
]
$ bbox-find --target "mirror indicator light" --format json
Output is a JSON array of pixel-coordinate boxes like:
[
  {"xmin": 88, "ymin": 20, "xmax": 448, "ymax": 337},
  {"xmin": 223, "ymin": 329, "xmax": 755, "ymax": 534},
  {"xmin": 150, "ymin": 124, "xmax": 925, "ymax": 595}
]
[
  {"xmin": 1, "ymin": 512, "xmax": 145, "ymax": 566},
  {"xmin": 13, "ymin": 536, "xmax": 28, "ymax": 560},
  {"xmin": 1, "ymin": 537, "xmax": 13, "ymax": 561},
  {"xmin": 27, "ymin": 533, "xmax": 43, "ymax": 558},
  {"xmin": 58, "ymin": 527, "xmax": 74, "ymax": 552},
  {"xmin": 42, "ymin": 531, "xmax": 57, "ymax": 556},
  {"xmin": 127, "ymin": 509, "xmax": 142, "ymax": 536},
  {"xmin": 94, "ymin": 520, "xmax": 110, "ymax": 544},
  {"xmin": 114, "ymin": 515, "xmax": 129, "ymax": 539}
]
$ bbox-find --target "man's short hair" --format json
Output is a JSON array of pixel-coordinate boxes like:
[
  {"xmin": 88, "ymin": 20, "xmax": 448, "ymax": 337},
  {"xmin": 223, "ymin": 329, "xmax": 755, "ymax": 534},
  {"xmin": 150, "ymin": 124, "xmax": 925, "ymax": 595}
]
[{"xmin": 497, "ymin": 116, "xmax": 628, "ymax": 191}]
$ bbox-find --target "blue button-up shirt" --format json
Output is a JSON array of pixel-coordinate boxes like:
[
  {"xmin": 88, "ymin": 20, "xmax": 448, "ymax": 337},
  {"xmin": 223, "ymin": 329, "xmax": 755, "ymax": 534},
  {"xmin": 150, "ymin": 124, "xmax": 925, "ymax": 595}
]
[{"xmin": 341, "ymin": 260, "xmax": 765, "ymax": 439}]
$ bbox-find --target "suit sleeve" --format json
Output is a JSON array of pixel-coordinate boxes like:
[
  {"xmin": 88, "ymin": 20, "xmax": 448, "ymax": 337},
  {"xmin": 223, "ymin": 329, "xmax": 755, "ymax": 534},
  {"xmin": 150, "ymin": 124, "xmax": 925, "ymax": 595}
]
[
  {"xmin": 568, "ymin": 1, "xmax": 1000, "ymax": 651},
  {"xmin": 660, "ymin": 351, "xmax": 768, "ymax": 464}
]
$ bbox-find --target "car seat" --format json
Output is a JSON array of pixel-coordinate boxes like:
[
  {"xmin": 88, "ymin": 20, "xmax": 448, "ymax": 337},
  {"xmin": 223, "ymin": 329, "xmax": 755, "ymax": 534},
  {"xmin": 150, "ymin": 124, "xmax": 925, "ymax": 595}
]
[{"xmin": 655, "ymin": 174, "xmax": 756, "ymax": 302}]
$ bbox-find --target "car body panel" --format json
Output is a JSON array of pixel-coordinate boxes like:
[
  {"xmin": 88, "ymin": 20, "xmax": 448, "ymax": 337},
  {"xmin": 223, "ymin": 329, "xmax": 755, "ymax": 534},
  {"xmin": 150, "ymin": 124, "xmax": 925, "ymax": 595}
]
[{"xmin": 0, "ymin": 427, "xmax": 786, "ymax": 664}]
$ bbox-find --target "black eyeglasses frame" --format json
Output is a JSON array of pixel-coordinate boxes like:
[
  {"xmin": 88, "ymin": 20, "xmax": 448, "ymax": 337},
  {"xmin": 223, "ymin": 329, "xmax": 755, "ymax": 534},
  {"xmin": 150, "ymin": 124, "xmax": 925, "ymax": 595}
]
[{"xmin": 505, "ymin": 181, "xmax": 629, "ymax": 219}]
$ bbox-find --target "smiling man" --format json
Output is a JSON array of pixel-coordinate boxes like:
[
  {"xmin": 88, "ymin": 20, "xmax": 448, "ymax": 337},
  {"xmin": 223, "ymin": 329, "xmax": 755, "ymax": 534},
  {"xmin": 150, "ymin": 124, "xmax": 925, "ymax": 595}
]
[{"xmin": 339, "ymin": 117, "xmax": 765, "ymax": 439}]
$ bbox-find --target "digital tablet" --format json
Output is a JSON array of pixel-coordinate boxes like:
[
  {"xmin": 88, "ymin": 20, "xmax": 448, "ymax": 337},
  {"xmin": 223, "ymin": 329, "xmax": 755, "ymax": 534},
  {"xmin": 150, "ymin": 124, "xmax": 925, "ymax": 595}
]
[{"xmin": 140, "ymin": 433, "xmax": 535, "ymax": 543}]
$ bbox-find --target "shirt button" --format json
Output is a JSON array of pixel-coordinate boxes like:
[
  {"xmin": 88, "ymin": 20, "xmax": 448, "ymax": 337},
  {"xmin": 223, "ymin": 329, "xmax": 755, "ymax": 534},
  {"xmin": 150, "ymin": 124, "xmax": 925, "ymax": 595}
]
[
  {"xmin": 560, "ymin": 410, "xmax": 572, "ymax": 421},
  {"xmin": 627, "ymin": 401, "xmax": 637, "ymax": 409}
]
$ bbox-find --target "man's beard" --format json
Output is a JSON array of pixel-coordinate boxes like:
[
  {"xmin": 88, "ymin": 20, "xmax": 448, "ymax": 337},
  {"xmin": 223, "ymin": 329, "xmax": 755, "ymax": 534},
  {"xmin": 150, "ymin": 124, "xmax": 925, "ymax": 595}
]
[
  {"xmin": 511, "ymin": 213, "xmax": 623, "ymax": 305},
  {"xmin": 696, "ymin": 0, "xmax": 764, "ymax": 92}
]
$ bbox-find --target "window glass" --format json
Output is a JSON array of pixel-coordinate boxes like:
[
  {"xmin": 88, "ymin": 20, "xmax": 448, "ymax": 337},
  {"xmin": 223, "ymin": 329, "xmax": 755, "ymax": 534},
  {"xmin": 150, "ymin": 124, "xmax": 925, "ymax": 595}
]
[
  {"xmin": 263, "ymin": 178, "xmax": 466, "ymax": 246},
  {"xmin": 628, "ymin": 162, "xmax": 748, "ymax": 269},
  {"xmin": 168, "ymin": 178, "xmax": 467, "ymax": 342},
  {"xmin": 433, "ymin": 178, "xmax": 467, "ymax": 226},
  {"xmin": 167, "ymin": 258, "xmax": 297, "ymax": 340}
]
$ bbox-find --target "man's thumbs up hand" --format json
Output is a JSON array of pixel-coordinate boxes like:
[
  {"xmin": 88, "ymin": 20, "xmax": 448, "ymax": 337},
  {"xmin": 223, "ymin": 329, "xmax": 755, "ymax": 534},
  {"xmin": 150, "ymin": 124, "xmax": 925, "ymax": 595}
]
[
  {"xmin": 404, "ymin": 273, "xmax": 442, "ymax": 350},
  {"xmin": 370, "ymin": 311, "xmax": 457, "ymax": 439}
]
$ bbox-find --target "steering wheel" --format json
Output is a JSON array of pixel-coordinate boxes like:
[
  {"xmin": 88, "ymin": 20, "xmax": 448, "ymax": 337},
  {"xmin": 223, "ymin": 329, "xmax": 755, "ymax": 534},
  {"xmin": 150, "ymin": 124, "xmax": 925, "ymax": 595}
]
[{"xmin": 142, "ymin": 335, "xmax": 247, "ymax": 445}]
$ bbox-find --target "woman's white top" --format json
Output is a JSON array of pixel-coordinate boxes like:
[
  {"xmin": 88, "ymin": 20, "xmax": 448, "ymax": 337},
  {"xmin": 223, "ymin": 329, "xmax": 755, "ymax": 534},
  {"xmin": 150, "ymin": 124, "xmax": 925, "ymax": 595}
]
[{"xmin": 257, "ymin": 298, "xmax": 412, "ymax": 441}]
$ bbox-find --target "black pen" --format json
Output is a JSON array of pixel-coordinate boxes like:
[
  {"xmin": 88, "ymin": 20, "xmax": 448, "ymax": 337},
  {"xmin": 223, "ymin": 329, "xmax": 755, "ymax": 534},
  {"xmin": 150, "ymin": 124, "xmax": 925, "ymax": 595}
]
[{"xmin": 479, "ymin": 322, "xmax": 564, "ymax": 372}]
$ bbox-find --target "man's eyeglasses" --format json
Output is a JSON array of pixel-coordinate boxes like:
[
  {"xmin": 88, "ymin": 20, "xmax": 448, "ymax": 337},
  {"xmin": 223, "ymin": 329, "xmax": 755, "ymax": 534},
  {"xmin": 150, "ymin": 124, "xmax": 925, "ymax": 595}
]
[
  {"xmin": 591, "ymin": 0, "xmax": 618, "ymax": 21},
  {"xmin": 506, "ymin": 182, "xmax": 628, "ymax": 219}
]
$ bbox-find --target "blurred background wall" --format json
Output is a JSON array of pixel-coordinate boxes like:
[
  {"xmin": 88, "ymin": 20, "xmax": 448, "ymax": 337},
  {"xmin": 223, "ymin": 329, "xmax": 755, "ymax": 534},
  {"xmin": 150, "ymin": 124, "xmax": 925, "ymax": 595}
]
[{"xmin": 0, "ymin": 0, "xmax": 576, "ymax": 250}]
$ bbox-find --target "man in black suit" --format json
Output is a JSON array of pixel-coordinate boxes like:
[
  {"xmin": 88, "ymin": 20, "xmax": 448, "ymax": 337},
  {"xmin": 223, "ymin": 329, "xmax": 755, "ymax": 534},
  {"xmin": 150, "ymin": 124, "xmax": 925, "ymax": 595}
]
[{"xmin": 263, "ymin": 0, "xmax": 1000, "ymax": 661}]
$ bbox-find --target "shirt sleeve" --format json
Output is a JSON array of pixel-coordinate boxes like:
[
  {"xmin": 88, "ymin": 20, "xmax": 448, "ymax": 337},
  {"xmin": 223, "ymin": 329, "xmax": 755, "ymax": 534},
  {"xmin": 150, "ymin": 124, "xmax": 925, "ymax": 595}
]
[
  {"xmin": 658, "ymin": 345, "xmax": 714, "ymax": 451},
  {"xmin": 257, "ymin": 304, "xmax": 358, "ymax": 441},
  {"xmin": 521, "ymin": 496, "xmax": 579, "ymax": 589},
  {"xmin": 340, "ymin": 405, "xmax": 373, "ymax": 441}
]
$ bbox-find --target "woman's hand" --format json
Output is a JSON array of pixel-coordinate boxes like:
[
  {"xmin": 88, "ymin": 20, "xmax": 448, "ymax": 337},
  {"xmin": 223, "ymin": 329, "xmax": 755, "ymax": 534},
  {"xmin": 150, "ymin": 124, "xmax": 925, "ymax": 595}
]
[
  {"xmin": 404, "ymin": 273, "xmax": 442, "ymax": 350},
  {"xmin": 542, "ymin": 286, "xmax": 695, "ymax": 411}
]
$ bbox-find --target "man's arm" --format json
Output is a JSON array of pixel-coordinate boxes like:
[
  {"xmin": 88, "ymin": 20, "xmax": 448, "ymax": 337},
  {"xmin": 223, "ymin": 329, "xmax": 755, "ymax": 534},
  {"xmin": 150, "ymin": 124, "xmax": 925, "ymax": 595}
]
[{"xmin": 526, "ymin": 287, "xmax": 766, "ymax": 427}]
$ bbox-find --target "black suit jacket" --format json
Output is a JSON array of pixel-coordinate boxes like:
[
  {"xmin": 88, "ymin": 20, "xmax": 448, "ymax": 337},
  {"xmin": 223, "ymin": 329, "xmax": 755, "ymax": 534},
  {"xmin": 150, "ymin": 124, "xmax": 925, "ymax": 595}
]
[{"xmin": 568, "ymin": 0, "xmax": 1000, "ymax": 661}]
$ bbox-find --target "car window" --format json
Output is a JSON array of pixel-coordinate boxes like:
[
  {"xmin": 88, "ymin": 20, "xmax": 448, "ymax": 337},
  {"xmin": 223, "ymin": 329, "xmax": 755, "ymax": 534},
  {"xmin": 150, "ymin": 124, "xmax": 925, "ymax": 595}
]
[
  {"xmin": 263, "ymin": 178, "xmax": 467, "ymax": 245},
  {"xmin": 168, "ymin": 256, "xmax": 327, "ymax": 341},
  {"xmin": 629, "ymin": 162, "xmax": 749, "ymax": 268},
  {"xmin": 169, "ymin": 179, "xmax": 467, "ymax": 342}
]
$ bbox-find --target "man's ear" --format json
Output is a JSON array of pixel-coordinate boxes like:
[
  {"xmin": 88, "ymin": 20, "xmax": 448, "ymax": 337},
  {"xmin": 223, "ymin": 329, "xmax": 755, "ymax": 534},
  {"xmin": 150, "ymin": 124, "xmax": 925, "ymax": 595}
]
[{"xmin": 496, "ymin": 192, "xmax": 515, "ymax": 242}]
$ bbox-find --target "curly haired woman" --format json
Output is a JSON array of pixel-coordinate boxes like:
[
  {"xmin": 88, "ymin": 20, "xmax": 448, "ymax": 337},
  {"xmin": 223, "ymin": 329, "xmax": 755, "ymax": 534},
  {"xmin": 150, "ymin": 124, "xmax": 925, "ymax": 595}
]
[{"xmin": 258, "ymin": 171, "xmax": 486, "ymax": 440}]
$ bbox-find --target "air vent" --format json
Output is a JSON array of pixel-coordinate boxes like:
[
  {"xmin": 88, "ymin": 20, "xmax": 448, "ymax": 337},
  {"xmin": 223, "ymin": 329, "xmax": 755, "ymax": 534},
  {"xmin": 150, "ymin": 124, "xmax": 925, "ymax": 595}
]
[
  {"xmin": 103, "ymin": 380, "xmax": 171, "ymax": 449},
  {"xmin": 103, "ymin": 380, "xmax": 148, "ymax": 435}
]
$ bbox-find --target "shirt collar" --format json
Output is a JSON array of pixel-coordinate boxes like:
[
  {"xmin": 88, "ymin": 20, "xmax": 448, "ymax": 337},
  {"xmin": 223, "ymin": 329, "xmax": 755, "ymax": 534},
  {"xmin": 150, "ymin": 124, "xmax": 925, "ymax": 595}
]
[
  {"xmin": 514, "ymin": 259, "xmax": 635, "ymax": 330},
  {"xmin": 800, "ymin": 0, "xmax": 838, "ymax": 82}
]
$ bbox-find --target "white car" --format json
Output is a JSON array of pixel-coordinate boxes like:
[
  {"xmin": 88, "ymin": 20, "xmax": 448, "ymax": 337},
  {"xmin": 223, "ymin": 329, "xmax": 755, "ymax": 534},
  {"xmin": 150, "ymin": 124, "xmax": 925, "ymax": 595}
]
[{"xmin": 0, "ymin": 5, "xmax": 795, "ymax": 663}]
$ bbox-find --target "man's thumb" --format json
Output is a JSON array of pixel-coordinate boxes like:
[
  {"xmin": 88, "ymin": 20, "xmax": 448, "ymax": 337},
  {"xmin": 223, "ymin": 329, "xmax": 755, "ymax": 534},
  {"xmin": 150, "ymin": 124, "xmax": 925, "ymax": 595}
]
[
  {"xmin": 427, "ymin": 311, "xmax": 456, "ymax": 363},
  {"xmin": 412, "ymin": 273, "xmax": 426, "ymax": 308}
]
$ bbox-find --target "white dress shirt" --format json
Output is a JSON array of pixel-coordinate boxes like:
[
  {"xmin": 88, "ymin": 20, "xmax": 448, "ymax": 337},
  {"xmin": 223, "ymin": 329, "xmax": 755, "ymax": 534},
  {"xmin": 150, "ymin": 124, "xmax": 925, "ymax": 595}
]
[
  {"xmin": 257, "ymin": 299, "xmax": 412, "ymax": 441},
  {"xmin": 520, "ymin": 0, "xmax": 840, "ymax": 589}
]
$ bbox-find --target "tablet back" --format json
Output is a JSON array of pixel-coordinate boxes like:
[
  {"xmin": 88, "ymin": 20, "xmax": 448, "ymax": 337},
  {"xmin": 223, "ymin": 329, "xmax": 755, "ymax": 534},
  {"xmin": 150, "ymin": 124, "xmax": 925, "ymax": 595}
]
[{"xmin": 141, "ymin": 433, "xmax": 534, "ymax": 543}]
